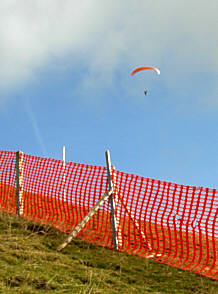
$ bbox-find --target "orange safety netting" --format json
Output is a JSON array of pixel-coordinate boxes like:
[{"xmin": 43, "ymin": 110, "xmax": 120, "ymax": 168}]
[{"xmin": 0, "ymin": 150, "xmax": 217, "ymax": 279}]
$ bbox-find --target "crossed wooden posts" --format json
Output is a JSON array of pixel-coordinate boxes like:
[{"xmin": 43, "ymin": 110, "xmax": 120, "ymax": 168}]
[
  {"xmin": 57, "ymin": 150, "xmax": 153, "ymax": 253},
  {"xmin": 57, "ymin": 150, "xmax": 117, "ymax": 251}
]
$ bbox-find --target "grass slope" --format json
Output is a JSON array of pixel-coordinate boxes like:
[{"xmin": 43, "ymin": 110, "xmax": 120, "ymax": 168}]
[{"xmin": 0, "ymin": 211, "xmax": 217, "ymax": 294}]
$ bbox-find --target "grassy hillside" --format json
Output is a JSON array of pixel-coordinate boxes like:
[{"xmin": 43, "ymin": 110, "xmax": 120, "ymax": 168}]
[{"xmin": 0, "ymin": 211, "xmax": 217, "ymax": 294}]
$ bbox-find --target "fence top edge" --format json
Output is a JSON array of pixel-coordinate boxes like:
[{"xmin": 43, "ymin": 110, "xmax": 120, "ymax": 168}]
[{"xmin": 1, "ymin": 150, "xmax": 217, "ymax": 192}]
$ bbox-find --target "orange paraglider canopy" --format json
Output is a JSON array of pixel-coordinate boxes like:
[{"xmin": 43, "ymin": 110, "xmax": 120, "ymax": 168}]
[{"xmin": 130, "ymin": 66, "xmax": 160, "ymax": 76}]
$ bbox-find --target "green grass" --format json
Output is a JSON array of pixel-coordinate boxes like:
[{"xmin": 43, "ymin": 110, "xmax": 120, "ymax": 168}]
[{"xmin": 0, "ymin": 211, "xmax": 217, "ymax": 294}]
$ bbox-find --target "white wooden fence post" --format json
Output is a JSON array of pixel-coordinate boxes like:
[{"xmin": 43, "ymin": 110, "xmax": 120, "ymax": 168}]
[
  {"xmin": 16, "ymin": 151, "xmax": 24, "ymax": 216},
  {"xmin": 105, "ymin": 150, "xmax": 118, "ymax": 250}
]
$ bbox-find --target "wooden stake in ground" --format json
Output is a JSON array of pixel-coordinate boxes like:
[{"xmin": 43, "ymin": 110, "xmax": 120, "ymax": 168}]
[
  {"xmin": 16, "ymin": 151, "xmax": 24, "ymax": 216},
  {"xmin": 57, "ymin": 189, "xmax": 113, "ymax": 251},
  {"xmin": 105, "ymin": 150, "xmax": 118, "ymax": 250}
]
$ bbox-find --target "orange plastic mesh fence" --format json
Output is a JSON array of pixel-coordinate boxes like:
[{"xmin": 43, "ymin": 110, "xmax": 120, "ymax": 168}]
[
  {"xmin": 0, "ymin": 150, "xmax": 217, "ymax": 279},
  {"xmin": 0, "ymin": 151, "xmax": 16, "ymax": 214}
]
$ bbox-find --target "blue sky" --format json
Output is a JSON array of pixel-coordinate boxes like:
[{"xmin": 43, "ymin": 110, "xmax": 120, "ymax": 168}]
[{"xmin": 0, "ymin": 0, "xmax": 218, "ymax": 188}]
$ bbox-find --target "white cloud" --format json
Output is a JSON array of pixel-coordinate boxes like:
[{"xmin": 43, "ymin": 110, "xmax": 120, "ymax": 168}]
[{"xmin": 0, "ymin": 0, "xmax": 217, "ymax": 102}]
